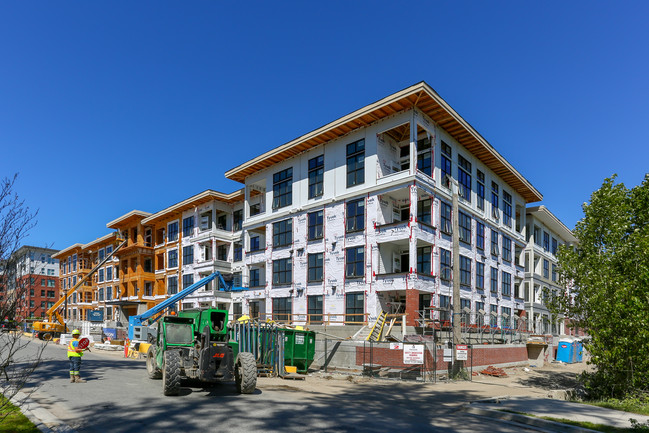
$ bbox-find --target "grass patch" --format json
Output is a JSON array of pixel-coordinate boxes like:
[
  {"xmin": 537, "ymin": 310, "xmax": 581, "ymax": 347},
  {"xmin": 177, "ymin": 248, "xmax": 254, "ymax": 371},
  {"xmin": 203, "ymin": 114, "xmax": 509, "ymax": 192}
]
[
  {"xmin": 498, "ymin": 409, "xmax": 648, "ymax": 432},
  {"xmin": 0, "ymin": 397, "xmax": 40, "ymax": 433},
  {"xmin": 584, "ymin": 398, "xmax": 649, "ymax": 417}
]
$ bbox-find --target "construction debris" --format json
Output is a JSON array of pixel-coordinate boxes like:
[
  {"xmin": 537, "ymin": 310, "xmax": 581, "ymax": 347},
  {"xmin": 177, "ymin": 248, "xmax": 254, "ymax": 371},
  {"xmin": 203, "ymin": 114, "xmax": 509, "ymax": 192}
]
[{"xmin": 480, "ymin": 366, "xmax": 508, "ymax": 377}]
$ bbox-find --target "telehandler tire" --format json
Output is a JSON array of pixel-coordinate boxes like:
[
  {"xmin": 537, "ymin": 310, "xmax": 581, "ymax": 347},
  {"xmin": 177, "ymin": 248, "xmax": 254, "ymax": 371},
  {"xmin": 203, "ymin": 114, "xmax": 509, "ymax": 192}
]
[
  {"xmin": 162, "ymin": 350, "xmax": 181, "ymax": 396},
  {"xmin": 235, "ymin": 351, "xmax": 257, "ymax": 394},
  {"xmin": 146, "ymin": 346, "xmax": 162, "ymax": 379}
]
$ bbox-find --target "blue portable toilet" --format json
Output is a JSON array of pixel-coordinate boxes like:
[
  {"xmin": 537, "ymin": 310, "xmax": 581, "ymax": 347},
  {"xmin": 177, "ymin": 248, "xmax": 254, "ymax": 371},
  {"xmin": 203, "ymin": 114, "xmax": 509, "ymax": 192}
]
[{"xmin": 556, "ymin": 338, "xmax": 575, "ymax": 363}]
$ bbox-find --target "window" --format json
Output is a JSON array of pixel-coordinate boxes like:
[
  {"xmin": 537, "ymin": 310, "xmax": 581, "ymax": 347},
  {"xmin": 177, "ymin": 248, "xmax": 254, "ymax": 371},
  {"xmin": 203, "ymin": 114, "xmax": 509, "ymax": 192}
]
[
  {"xmin": 272, "ymin": 297, "xmax": 292, "ymax": 322},
  {"xmin": 441, "ymin": 202, "xmax": 452, "ymax": 234},
  {"xmin": 98, "ymin": 288, "xmax": 104, "ymax": 302},
  {"xmin": 168, "ymin": 249, "xmax": 178, "ymax": 268},
  {"xmin": 167, "ymin": 276, "xmax": 178, "ymax": 295},
  {"xmin": 490, "ymin": 267, "xmax": 498, "ymax": 293},
  {"xmin": 534, "ymin": 226, "xmax": 541, "ymax": 245},
  {"xmin": 491, "ymin": 230, "xmax": 499, "ymax": 256},
  {"xmin": 272, "ymin": 167, "xmax": 293, "ymax": 209},
  {"xmin": 168, "ymin": 222, "xmax": 179, "ymax": 242},
  {"xmin": 183, "ymin": 246, "xmax": 194, "ymax": 265},
  {"xmin": 47, "ymin": 290, "xmax": 55, "ymax": 298},
  {"xmin": 552, "ymin": 264, "xmax": 557, "ymax": 282},
  {"xmin": 200, "ymin": 211, "xmax": 212, "ymax": 231},
  {"xmin": 502, "ymin": 236, "xmax": 512, "ymax": 262},
  {"xmin": 47, "ymin": 269, "xmax": 55, "ymax": 276},
  {"xmin": 346, "ymin": 199, "xmax": 365, "ymax": 233},
  {"xmin": 272, "ymin": 258, "xmax": 292, "ymax": 285},
  {"xmin": 216, "ymin": 213, "xmax": 227, "ymax": 230},
  {"xmin": 503, "ymin": 191, "xmax": 512, "ymax": 227},
  {"xmin": 249, "ymin": 269, "xmax": 260, "ymax": 287},
  {"xmin": 491, "ymin": 182, "xmax": 499, "ymax": 220},
  {"xmin": 346, "ymin": 247, "xmax": 364, "ymax": 278},
  {"xmin": 399, "ymin": 144, "xmax": 410, "ymax": 171},
  {"xmin": 543, "ymin": 232, "xmax": 550, "ymax": 251},
  {"xmin": 182, "ymin": 216, "xmax": 194, "ymax": 237},
  {"xmin": 98, "ymin": 249, "xmax": 105, "ymax": 262},
  {"xmin": 308, "ymin": 295, "xmax": 323, "ymax": 324},
  {"xmin": 552, "ymin": 238, "xmax": 558, "ymax": 255},
  {"xmin": 106, "ymin": 266, "xmax": 113, "ymax": 280},
  {"xmin": 441, "ymin": 141, "xmax": 452, "ymax": 188},
  {"xmin": 345, "ymin": 292, "xmax": 364, "ymax": 324},
  {"xmin": 346, "ymin": 139, "xmax": 365, "ymax": 187},
  {"xmin": 72, "ymin": 254, "xmax": 77, "ymax": 272},
  {"xmin": 250, "ymin": 236, "xmax": 261, "ymax": 252},
  {"xmin": 30, "ymin": 288, "xmax": 35, "ymax": 296},
  {"xmin": 459, "ymin": 212, "xmax": 471, "ymax": 244},
  {"xmin": 439, "ymin": 295, "xmax": 450, "ymax": 322},
  {"xmin": 460, "ymin": 255, "xmax": 471, "ymax": 287},
  {"xmin": 417, "ymin": 246, "xmax": 431, "ymax": 274},
  {"xmin": 47, "ymin": 279, "xmax": 55, "ymax": 287},
  {"xmin": 502, "ymin": 271, "xmax": 511, "ymax": 296},
  {"xmin": 460, "ymin": 298, "xmax": 471, "ymax": 314},
  {"xmin": 98, "ymin": 269, "xmax": 104, "ymax": 283},
  {"xmin": 233, "ymin": 210, "xmax": 243, "ymax": 231},
  {"xmin": 543, "ymin": 259, "xmax": 550, "ymax": 278},
  {"xmin": 273, "ymin": 219, "xmax": 293, "ymax": 247},
  {"xmin": 106, "ymin": 245, "xmax": 112, "ymax": 255},
  {"xmin": 490, "ymin": 305, "xmax": 498, "ymax": 327},
  {"xmin": 217, "ymin": 245, "xmax": 227, "ymax": 261},
  {"xmin": 476, "ymin": 262, "xmax": 485, "ymax": 290},
  {"xmin": 144, "ymin": 258, "xmax": 152, "ymax": 273},
  {"xmin": 308, "ymin": 155, "xmax": 324, "ymax": 199},
  {"xmin": 417, "ymin": 137, "xmax": 432, "ymax": 177},
  {"xmin": 476, "ymin": 222, "xmax": 485, "ymax": 251},
  {"xmin": 308, "ymin": 210, "xmax": 324, "ymax": 241},
  {"xmin": 41, "ymin": 289, "xmax": 45, "ymax": 296},
  {"xmin": 501, "ymin": 306, "xmax": 511, "ymax": 327},
  {"xmin": 458, "ymin": 154, "xmax": 472, "ymax": 202},
  {"xmin": 234, "ymin": 243, "xmax": 242, "ymax": 261},
  {"xmin": 183, "ymin": 274, "xmax": 194, "ymax": 289},
  {"xmin": 308, "ymin": 253, "xmax": 323, "ymax": 282},
  {"xmin": 106, "ymin": 286, "xmax": 112, "ymax": 300},
  {"xmin": 440, "ymin": 248, "xmax": 451, "ymax": 281},
  {"xmin": 417, "ymin": 199, "xmax": 431, "ymax": 225}
]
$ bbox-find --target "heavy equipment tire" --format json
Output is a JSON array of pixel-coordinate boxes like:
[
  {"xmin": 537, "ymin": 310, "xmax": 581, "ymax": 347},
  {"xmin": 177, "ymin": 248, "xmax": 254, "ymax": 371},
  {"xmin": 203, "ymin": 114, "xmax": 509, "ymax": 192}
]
[
  {"xmin": 162, "ymin": 350, "xmax": 181, "ymax": 396},
  {"xmin": 235, "ymin": 352, "xmax": 257, "ymax": 394},
  {"xmin": 146, "ymin": 346, "xmax": 162, "ymax": 379}
]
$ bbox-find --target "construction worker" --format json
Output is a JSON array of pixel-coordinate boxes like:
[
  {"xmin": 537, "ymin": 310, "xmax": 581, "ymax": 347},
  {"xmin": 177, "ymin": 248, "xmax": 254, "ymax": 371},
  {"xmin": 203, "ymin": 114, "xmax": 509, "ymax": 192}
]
[{"xmin": 67, "ymin": 330, "xmax": 86, "ymax": 383}]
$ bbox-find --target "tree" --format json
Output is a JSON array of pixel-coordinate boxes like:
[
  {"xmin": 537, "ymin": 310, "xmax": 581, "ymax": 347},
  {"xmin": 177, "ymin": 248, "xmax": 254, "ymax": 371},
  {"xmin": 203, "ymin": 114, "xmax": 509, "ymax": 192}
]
[
  {"xmin": 0, "ymin": 174, "xmax": 43, "ymax": 418},
  {"xmin": 551, "ymin": 174, "xmax": 649, "ymax": 398}
]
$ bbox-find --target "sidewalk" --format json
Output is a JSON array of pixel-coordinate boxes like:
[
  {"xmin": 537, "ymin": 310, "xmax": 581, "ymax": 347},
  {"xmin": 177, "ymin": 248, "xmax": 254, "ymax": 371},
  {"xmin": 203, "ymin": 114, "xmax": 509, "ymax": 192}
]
[{"xmin": 466, "ymin": 395, "xmax": 649, "ymax": 431}]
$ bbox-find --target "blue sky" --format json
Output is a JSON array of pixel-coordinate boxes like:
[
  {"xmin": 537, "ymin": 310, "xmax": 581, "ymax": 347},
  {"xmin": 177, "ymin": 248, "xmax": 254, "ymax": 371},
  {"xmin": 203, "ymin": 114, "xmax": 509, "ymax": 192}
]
[{"xmin": 1, "ymin": 1, "xmax": 648, "ymax": 250}]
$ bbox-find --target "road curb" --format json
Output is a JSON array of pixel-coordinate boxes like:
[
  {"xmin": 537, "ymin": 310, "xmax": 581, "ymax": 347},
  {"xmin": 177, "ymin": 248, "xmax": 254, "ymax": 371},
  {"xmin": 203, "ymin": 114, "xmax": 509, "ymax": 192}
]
[
  {"xmin": 10, "ymin": 390, "xmax": 78, "ymax": 433},
  {"xmin": 462, "ymin": 404, "xmax": 600, "ymax": 433}
]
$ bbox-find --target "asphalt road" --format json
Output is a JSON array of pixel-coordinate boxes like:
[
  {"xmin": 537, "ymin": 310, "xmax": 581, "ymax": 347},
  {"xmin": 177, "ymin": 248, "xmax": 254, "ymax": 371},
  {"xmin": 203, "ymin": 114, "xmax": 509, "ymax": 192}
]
[{"xmin": 16, "ymin": 338, "xmax": 544, "ymax": 432}]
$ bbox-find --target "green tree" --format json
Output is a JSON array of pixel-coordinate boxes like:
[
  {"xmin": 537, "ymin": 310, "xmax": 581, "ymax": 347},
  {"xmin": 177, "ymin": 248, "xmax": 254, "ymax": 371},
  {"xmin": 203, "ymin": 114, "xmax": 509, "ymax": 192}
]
[{"xmin": 552, "ymin": 174, "xmax": 649, "ymax": 398}]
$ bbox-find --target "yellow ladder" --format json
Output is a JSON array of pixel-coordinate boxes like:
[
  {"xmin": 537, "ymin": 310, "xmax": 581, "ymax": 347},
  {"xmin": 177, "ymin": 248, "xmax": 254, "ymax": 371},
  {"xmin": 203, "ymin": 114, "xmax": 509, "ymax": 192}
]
[{"xmin": 366, "ymin": 311, "xmax": 387, "ymax": 342}]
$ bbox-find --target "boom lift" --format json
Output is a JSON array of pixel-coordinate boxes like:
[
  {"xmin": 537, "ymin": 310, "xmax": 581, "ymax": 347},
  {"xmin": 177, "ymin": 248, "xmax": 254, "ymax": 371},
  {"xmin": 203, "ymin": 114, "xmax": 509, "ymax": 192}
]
[{"xmin": 33, "ymin": 236, "xmax": 127, "ymax": 340}]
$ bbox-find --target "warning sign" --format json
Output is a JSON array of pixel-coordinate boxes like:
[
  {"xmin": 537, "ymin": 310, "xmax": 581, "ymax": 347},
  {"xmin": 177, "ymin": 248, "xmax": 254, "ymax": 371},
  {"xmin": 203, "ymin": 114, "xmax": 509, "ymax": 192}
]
[
  {"xmin": 456, "ymin": 344, "xmax": 468, "ymax": 361},
  {"xmin": 443, "ymin": 348, "xmax": 453, "ymax": 362},
  {"xmin": 403, "ymin": 344, "xmax": 424, "ymax": 365}
]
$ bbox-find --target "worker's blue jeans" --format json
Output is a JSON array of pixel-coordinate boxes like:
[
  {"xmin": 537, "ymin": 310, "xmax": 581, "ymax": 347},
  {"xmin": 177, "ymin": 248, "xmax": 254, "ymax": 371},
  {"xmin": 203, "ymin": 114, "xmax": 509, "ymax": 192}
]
[{"xmin": 69, "ymin": 357, "xmax": 81, "ymax": 375}]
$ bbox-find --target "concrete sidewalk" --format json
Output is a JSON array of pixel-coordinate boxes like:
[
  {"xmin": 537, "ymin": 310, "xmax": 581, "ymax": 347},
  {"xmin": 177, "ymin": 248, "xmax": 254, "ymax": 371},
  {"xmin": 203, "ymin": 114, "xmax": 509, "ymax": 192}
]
[{"xmin": 466, "ymin": 396, "xmax": 649, "ymax": 431}]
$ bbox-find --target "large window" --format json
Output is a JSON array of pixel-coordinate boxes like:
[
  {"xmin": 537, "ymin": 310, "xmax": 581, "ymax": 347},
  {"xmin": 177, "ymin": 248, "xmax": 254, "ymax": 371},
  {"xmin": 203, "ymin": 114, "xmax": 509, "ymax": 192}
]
[
  {"xmin": 490, "ymin": 305, "xmax": 498, "ymax": 327},
  {"xmin": 308, "ymin": 253, "xmax": 323, "ymax": 282},
  {"xmin": 233, "ymin": 243, "xmax": 242, "ymax": 261},
  {"xmin": 308, "ymin": 295, "xmax": 323, "ymax": 324},
  {"xmin": 346, "ymin": 139, "xmax": 365, "ymax": 187},
  {"xmin": 417, "ymin": 199, "xmax": 432, "ymax": 225},
  {"xmin": 460, "ymin": 255, "xmax": 471, "ymax": 288},
  {"xmin": 490, "ymin": 267, "xmax": 498, "ymax": 293},
  {"xmin": 458, "ymin": 154, "xmax": 472, "ymax": 203},
  {"xmin": 346, "ymin": 199, "xmax": 365, "ymax": 233},
  {"xmin": 217, "ymin": 244, "xmax": 228, "ymax": 261},
  {"xmin": 501, "ymin": 271, "xmax": 511, "ymax": 296},
  {"xmin": 182, "ymin": 216, "xmax": 194, "ymax": 237},
  {"xmin": 183, "ymin": 274, "xmax": 194, "ymax": 289},
  {"xmin": 168, "ymin": 222, "xmax": 179, "ymax": 242},
  {"xmin": 439, "ymin": 295, "xmax": 450, "ymax": 322},
  {"xmin": 183, "ymin": 246, "xmax": 194, "ymax": 265},
  {"xmin": 491, "ymin": 182, "xmax": 499, "ymax": 220},
  {"xmin": 106, "ymin": 266, "xmax": 113, "ymax": 280},
  {"xmin": 200, "ymin": 211, "xmax": 212, "ymax": 231},
  {"xmin": 417, "ymin": 246, "xmax": 431, "ymax": 274},
  {"xmin": 441, "ymin": 141, "xmax": 452, "ymax": 188},
  {"xmin": 233, "ymin": 210, "xmax": 243, "ymax": 231},
  {"xmin": 167, "ymin": 276, "xmax": 178, "ymax": 295},
  {"xmin": 552, "ymin": 264, "xmax": 557, "ymax": 282},
  {"xmin": 168, "ymin": 249, "xmax": 178, "ymax": 268},
  {"xmin": 543, "ymin": 259, "xmax": 550, "ymax": 278},
  {"xmin": 440, "ymin": 248, "xmax": 451, "ymax": 281},
  {"xmin": 250, "ymin": 236, "xmax": 261, "ymax": 252},
  {"xmin": 441, "ymin": 202, "xmax": 452, "ymax": 234},
  {"xmin": 543, "ymin": 232, "xmax": 550, "ymax": 251},
  {"xmin": 491, "ymin": 230, "xmax": 499, "ymax": 256},
  {"xmin": 308, "ymin": 155, "xmax": 324, "ymax": 199},
  {"xmin": 249, "ymin": 268, "xmax": 260, "ymax": 287},
  {"xmin": 98, "ymin": 268, "xmax": 104, "ymax": 283},
  {"xmin": 345, "ymin": 292, "xmax": 364, "ymax": 324},
  {"xmin": 459, "ymin": 211, "xmax": 471, "ymax": 244},
  {"xmin": 476, "ymin": 222, "xmax": 485, "ymax": 251},
  {"xmin": 272, "ymin": 297, "xmax": 292, "ymax": 322},
  {"xmin": 272, "ymin": 258, "xmax": 292, "ymax": 285},
  {"xmin": 476, "ymin": 262, "xmax": 485, "ymax": 290},
  {"xmin": 273, "ymin": 219, "xmax": 293, "ymax": 247},
  {"xmin": 308, "ymin": 210, "xmax": 323, "ymax": 240},
  {"xmin": 503, "ymin": 191, "xmax": 512, "ymax": 227},
  {"xmin": 476, "ymin": 170, "xmax": 485, "ymax": 210},
  {"xmin": 272, "ymin": 167, "xmax": 293, "ymax": 209},
  {"xmin": 552, "ymin": 238, "xmax": 558, "ymax": 255},
  {"xmin": 346, "ymin": 246, "xmax": 364, "ymax": 278},
  {"xmin": 417, "ymin": 137, "xmax": 432, "ymax": 177},
  {"xmin": 502, "ymin": 236, "xmax": 511, "ymax": 262}
]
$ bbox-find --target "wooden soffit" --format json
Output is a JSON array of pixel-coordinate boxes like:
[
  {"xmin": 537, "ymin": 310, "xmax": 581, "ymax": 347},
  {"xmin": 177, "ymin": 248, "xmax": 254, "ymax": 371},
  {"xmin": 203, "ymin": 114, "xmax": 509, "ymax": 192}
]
[{"xmin": 141, "ymin": 189, "xmax": 244, "ymax": 226}]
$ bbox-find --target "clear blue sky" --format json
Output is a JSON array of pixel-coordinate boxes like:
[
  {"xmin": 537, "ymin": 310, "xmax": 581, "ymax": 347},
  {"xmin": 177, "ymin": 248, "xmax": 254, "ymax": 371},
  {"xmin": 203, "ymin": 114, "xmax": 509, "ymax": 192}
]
[{"xmin": 1, "ymin": 1, "xmax": 648, "ymax": 250}]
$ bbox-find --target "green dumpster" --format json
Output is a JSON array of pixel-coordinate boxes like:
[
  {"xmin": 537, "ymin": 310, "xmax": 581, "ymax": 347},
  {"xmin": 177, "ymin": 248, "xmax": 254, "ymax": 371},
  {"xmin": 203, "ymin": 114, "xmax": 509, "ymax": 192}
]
[{"xmin": 284, "ymin": 329, "xmax": 316, "ymax": 374}]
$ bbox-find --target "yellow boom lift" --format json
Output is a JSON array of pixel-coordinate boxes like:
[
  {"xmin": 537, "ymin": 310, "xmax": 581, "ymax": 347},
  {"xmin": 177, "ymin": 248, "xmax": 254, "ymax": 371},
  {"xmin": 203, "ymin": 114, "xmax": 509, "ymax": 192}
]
[{"xmin": 33, "ymin": 236, "xmax": 127, "ymax": 340}]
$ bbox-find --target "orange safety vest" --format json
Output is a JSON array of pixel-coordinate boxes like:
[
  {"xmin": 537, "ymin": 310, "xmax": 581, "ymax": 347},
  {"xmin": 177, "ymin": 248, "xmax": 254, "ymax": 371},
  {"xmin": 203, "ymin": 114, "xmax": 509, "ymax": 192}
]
[{"xmin": 68, "ymin": 339, "xmax": 83, "ymax": 357}]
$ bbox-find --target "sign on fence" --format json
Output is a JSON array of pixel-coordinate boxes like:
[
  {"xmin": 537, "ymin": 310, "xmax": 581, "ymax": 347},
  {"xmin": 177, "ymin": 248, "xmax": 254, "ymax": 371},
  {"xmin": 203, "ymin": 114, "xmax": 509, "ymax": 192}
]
[
  {"xmin": 456, "ymin": 344, "xmax": 468, "ymax": 361},
  {"xmin": 443, "ymin": 347, "xmax": 453, "ymax": 362},
  {"xmin": 403, "ymin": 344, "xmax": 424, "ymax": 365}
]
